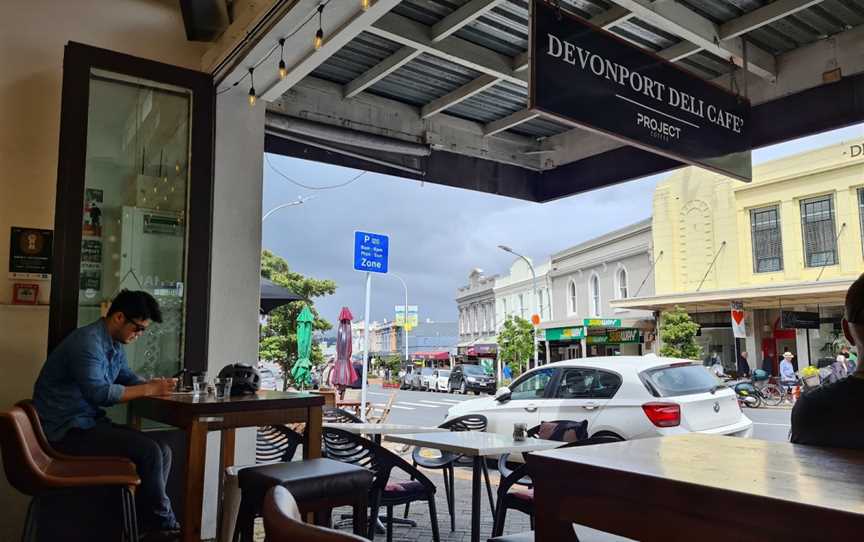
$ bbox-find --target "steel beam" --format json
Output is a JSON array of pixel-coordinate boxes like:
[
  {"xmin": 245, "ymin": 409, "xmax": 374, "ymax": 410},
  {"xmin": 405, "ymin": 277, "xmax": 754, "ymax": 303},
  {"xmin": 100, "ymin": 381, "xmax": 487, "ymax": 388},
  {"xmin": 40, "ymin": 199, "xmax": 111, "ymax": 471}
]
[
  {"xmin": 432, "ymin": 0, "xmax": 504, "ymax": 42},
  {"xmin": 369, "ymin": 12, "xmax": 527, "ymax": 86},
  {"xmin": 484, "ymin": 109, "xmax": 540, "ymax": 136},
  {"xmin": 261, "ymin": 0, "xmax": 402, "ymax": 101},
  {"xmin": 607, "ymin": 0, "xmax": 777, "ymax": 80},
  {"xmin": 421, "ymin": 74, "xmax": 499, "ymax": 119},
  {"xmin": 344, "ymin": 47, "xmax": 421, "ymax": 98},
  {"xmin": 720, "ymin": 0, "xmax": 825, "ymax": 40}
]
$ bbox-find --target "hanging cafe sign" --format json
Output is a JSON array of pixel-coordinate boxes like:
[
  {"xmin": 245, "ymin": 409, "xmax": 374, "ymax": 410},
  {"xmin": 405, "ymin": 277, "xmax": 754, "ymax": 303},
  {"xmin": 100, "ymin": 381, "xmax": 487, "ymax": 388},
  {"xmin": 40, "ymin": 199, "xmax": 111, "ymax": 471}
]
[{"xmin": 529, "ymin": 0, "xmax": 752, "ymax": 181}]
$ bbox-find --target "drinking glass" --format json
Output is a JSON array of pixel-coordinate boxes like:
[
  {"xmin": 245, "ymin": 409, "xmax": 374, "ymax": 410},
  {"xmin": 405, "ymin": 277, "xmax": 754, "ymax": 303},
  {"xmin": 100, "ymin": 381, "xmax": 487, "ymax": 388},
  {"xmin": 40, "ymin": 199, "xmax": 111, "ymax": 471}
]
[
  {"xmin": 513, "ymin": 422, "xmax": 527, "ymax": 442},
  {"xmin": 214, "ymin": 377, "xmax": 233, "ymax": 400},
  {"xmin": 192, "ymin": 374, "xmax": 207, "ymax": 395}
]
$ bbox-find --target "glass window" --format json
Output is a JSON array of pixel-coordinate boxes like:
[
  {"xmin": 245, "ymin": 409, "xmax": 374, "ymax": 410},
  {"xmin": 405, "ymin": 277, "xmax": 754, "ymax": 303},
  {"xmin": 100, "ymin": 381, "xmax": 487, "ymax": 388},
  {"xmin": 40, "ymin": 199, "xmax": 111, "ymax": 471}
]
[
  {"xmin": 642, "ymin": 364, "xmax": 719, "ymax": 397},
  {"xmin": 502, "ymin": 298, "xmax": 508, "ymax": 318},
  {"xmin": 859, "ymin": 188, "xmax": 864, "ymax": 257},
  {"xmin": 555, "ymin": 368, "xmax": 596, "ymax": 398},
  {"xmin": 568, "ymin": 280, "xmax": 577, "ymax": 314},
  {"xmin": 750, "ymin": 206, "xmax": 783, "ymax": 272},
  {"xmin": 590, "ymin": 275, "xmax": 601, "ymax": 316},
  {"xmin": 481, "ymin": 305, "xmax": 487, "ymax": 333},
  {"xmin": 510, "ymin": 368, "xmax": 555, "ymax": 400},
  {"xmin": 77, "ymin": 70, "xmax": 192, "ymax": 378},
  {"xmin": 473, "ymin": 306, "xmax": 479, "ymax": 333},
  {"xmin": 555, "ymin": 369, "xmax": 623, "ymax": 399},
  {"xmin": 518, "ymin": 293, "xmax": 526, "ymax": 319},
  {"xmin": 617, "ymin": 268, "xmax": 629, "ymax": 299},
  {"xmin": 800, "ymin": 195, "xmax": 837, "ymax": 267}
]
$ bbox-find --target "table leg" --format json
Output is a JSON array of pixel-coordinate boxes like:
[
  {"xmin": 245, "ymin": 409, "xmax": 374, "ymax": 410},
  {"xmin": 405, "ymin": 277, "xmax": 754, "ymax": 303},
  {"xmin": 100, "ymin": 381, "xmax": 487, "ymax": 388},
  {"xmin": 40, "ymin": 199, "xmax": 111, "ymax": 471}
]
[
  {"xmin": 305, "ymin": 406, "xmax": 322, "ymax": 459},
  {"xmin": 471, "ymin": 456, "xmax": 481, "ymax": 542},
  {"xmin": 181, "ymin": 419, "xmax": 207, "ymax": 542},
  {"xmin": 215, "ymin": 428, "xmax": 235, "ymax": 542}
]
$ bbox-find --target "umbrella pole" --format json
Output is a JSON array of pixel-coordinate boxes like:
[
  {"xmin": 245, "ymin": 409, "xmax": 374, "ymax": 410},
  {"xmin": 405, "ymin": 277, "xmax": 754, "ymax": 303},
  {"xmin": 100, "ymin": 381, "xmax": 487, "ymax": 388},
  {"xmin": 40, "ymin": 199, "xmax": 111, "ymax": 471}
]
[{"xmin": 361, "ymin": 272, "xmax": 372, "ymax": 422}]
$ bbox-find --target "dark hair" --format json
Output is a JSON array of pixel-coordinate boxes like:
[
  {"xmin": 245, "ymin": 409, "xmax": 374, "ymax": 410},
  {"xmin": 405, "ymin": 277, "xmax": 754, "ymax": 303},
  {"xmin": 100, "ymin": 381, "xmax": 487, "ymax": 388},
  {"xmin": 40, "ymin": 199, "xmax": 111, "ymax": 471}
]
[
  {"xmin": 107, "ymin": 289, "xmax": 163, "ymax": 323},
  {"xmin": 846, "ymin": 273, "xmax": 864, "ymax": 324}
]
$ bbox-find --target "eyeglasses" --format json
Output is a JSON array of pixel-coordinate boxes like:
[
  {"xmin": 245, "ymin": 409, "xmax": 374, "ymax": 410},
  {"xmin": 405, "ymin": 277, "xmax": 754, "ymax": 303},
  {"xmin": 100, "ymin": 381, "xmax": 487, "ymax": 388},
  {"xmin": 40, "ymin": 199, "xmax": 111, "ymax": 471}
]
[{"xmin": 123, "ymin": 314, "xmax": 149, "ymax": 334}]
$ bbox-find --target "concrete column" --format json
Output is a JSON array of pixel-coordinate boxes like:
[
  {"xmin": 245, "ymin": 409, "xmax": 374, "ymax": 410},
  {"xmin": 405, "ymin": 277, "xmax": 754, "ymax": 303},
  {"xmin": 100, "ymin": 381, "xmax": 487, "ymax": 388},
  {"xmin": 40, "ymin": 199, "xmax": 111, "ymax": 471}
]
[{"xmin": 202, "ymin": 89, "xmax": 265, "ymax": 538}]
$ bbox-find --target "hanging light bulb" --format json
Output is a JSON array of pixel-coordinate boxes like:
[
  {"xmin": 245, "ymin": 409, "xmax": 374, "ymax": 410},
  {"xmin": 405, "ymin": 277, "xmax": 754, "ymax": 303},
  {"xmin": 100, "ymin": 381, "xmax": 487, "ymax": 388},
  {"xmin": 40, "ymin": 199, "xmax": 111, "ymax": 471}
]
[
  {"xmin": 248, "ymin": 68, "xmax": 257, "ymax": 107},
  {"xmin": 314, "ymin": 5, "xmax": 324, "ymax": 50},
  {"xmin": 361, "ymin": 0, "xmax": 372, "ymax": 11},
  {"xmin": 278, "ymin": 38, "xmax": 287, "ymax": 80}
]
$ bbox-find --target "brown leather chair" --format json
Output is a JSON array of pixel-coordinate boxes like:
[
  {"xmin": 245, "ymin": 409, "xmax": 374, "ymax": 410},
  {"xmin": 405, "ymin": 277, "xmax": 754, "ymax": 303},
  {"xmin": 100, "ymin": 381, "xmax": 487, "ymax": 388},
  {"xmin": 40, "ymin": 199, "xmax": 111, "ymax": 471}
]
[
  {"xmin": 262, "ymin": 486, "xmax": 368, "ymax": 542},
  {"xmin": 0, "ymin": 405, "xmax": 141, "ymax": 542}
]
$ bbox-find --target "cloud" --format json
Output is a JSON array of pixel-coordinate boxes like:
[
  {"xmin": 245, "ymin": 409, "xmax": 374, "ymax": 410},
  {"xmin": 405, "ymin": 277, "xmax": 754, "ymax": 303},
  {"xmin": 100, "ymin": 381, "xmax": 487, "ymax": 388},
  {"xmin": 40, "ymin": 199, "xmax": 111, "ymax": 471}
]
[{"xmin": 262, "ymin": 154, "xmax": 658, "ymax": 325}]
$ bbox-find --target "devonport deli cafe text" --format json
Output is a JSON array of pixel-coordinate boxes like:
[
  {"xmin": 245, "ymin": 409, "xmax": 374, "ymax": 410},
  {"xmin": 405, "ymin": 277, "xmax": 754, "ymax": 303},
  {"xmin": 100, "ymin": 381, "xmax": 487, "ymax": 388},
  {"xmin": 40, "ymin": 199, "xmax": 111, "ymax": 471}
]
[{"xmin": 545, "ymin": 33, "xmax": 745, "ymax": 135}]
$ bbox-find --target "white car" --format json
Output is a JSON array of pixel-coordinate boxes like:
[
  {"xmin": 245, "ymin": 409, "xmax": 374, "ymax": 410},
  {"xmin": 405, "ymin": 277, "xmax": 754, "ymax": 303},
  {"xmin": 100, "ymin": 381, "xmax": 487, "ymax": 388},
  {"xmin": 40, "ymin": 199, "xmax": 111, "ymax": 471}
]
[
  {"xmin": 446, "ymin": 355, "xmax": 752, "ymax": 442},
  {"xmin": 433, "ymin": 369, "xmax": 451, "ymax": 392}
]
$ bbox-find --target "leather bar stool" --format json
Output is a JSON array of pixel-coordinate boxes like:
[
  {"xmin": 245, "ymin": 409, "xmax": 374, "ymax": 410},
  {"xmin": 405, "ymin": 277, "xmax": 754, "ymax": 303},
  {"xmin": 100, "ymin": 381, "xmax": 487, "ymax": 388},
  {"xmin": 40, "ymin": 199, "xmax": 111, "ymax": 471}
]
[
  {"xmin": 233, "ymin": 457, "xmax": 373, "ymax": 541},
  {"xmin": 262, "ymin": 486, "xmax": 368, "ymax": 542},
  {"xmin": 0, "ymin": 405, "xmax": 141, "ymax": 542}
]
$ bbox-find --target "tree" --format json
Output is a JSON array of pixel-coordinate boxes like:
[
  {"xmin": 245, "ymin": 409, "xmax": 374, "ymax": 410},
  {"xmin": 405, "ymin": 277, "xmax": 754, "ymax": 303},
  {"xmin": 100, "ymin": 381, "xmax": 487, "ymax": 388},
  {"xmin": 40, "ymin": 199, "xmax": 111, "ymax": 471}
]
[
  {"xmin": 658, "ymin": 306, "xmax": 702, "ymax": 360},
  {"xmin": 497, "ymin": 316, "xmax": 535, "ymax": 378},
  {"xmin": 259, "ymin": 250, "xmax": 337, "ymax": 387}
]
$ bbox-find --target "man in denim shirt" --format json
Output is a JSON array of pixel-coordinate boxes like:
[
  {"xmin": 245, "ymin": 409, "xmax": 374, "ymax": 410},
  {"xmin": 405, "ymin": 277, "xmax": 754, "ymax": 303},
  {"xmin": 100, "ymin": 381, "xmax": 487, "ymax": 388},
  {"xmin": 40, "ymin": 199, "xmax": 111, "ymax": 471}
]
[{"xmin": 33, "ymin": 290, "xmax": 179, "ymax": 539}]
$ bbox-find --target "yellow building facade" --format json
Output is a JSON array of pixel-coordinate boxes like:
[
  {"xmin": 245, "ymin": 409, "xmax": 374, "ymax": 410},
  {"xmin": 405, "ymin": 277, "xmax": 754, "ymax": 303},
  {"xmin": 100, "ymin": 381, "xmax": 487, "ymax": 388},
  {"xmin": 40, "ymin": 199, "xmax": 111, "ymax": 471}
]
[{"xmin": 614, "ymin": 141, "xmax": 864, "ymax": 372}]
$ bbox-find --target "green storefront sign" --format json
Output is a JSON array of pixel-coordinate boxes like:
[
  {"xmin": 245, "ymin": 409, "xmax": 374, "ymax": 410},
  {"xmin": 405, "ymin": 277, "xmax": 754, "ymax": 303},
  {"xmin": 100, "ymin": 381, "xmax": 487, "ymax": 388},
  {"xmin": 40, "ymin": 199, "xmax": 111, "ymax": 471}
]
[
  {"xmin": 544, "ymin": 326, "xmax": 585, "ymax": 341},
  {"xmin": 586, "ymin": 328, "xmax": 641, "ymax": 344},
  {"xmin": 583, "ymin": 318, "xmax": 622, "ymax": 328}
]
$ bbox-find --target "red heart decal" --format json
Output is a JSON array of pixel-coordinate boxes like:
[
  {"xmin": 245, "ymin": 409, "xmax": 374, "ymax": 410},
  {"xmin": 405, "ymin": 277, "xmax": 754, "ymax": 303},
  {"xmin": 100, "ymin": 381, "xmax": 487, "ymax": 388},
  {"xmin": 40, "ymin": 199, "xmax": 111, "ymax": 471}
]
[{"xmin": 731, "ymin": 310, "xmax": 745, "ymax": 325}]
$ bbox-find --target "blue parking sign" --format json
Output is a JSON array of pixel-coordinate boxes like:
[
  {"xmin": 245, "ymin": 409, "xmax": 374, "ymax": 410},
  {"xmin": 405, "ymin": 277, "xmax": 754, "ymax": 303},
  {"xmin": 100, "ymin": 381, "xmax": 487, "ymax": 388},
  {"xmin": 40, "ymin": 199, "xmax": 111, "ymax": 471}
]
[{"xmin": 353, "ymin": 231, "xmax": 389, "ymax": 274}]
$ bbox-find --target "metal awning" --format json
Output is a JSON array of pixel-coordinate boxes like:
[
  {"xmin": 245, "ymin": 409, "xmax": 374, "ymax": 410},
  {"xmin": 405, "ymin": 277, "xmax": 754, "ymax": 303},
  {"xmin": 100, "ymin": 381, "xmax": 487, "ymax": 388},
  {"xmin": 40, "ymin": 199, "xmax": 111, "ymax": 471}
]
[
  {"xmin": 223, "ymin": 0, "xmax": 864, "ymax": 202},
  {"xmin": 609, "ymin": 278, "xmax": 854, "ymax": 312}
]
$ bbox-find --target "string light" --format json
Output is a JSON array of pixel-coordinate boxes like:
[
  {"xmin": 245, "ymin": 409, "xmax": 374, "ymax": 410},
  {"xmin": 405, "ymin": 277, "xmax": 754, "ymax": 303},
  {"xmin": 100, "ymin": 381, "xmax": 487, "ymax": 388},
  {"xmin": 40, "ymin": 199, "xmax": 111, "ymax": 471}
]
[
  {"xmin": 248, "ymin": 68, "xmax": 257, "ymax": 107},
  {"xmin": 314, "ymin": 5, "xmax": 324, "ymax": 50},
  {"xmin": 361, "ymin": 0, "xmax": 371, "ymax": 11},
  {"xmin": 278, "ymin": 38, "xmax": 287, "ymax": 80}
]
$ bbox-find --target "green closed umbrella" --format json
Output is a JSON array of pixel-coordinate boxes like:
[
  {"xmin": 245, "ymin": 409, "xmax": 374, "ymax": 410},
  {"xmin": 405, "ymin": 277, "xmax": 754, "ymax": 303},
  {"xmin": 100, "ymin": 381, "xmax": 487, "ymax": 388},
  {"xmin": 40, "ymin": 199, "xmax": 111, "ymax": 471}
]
[{"xmin": 291, "ymin": 305, "xmax": 314, "ymax": 389}]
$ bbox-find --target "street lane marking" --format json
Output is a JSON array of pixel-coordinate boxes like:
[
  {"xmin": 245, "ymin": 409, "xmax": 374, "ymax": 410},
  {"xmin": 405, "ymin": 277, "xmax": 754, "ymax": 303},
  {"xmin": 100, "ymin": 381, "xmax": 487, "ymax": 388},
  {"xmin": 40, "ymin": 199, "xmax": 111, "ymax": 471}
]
[
  {"xmin": 440, "ymin": 399, "xmax": 462, "ymax": 403},
  {"xmin": 367, "ymin": 392, "xmax": 391, "ymax": 397},
  {"xmin": 418, "ymin": 400, "xmax": 455, "ymax": 406},
  {"xmin": 752, "ymin": 422, "xmax": 790, "ymax": 427},
  {"xmin": 397, "ymin": 402, "xmax": 441, "ymax": 408},
  {"xmin": 390, "ymin": 405, "xmax": 416, "ymax": 410}
]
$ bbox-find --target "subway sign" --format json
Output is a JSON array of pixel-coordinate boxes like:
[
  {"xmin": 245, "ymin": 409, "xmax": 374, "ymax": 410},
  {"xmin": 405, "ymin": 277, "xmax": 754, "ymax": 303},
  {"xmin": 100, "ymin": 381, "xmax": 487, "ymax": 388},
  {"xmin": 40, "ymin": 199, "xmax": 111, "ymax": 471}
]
[
  {"xmin": 583, "ymin": 319, "xmax": 621, "ymax": 328},
  {"xmin": 586, "ymin": 328, "xmax": 642, "ymax": 344},
  {"xmin": 529, "ymin": 0, "xmax": 752, "ymax": 181}
]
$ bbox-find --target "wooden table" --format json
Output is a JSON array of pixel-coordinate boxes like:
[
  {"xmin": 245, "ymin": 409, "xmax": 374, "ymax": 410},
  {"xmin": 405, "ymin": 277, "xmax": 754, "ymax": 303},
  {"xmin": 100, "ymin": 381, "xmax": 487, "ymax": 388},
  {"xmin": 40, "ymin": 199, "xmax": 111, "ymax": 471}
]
[
  {"xmin": 131, "ymin": 390, "xmax": 324, "ymax": 542},
  {"xmin": 336, "ymin": 399, "xmax": 362, "ymax": 416},
  {"xmin": 386, "ymin": 432, "xmax": 561, "ymax": 542},
  {"xmin": 530, "ymin": 433, "xmax": 864, "ymax": 542}
]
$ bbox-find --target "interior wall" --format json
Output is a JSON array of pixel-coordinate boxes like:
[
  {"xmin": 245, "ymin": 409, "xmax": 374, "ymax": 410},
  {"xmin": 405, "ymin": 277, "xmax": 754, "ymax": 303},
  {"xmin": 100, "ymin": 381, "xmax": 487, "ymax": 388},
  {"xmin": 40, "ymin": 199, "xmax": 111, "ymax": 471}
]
[{"xmin": 0, "ymin": 2, "xmax": 208, "ymax": 538}]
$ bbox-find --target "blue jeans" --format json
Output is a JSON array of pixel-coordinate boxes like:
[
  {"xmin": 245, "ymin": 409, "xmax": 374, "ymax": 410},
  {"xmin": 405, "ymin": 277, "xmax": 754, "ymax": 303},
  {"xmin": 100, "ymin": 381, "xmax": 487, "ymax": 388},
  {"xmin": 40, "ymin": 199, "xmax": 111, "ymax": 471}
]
[{"xmin": 54, "ymin": 419, "xmax": 179, "ymax": 531}]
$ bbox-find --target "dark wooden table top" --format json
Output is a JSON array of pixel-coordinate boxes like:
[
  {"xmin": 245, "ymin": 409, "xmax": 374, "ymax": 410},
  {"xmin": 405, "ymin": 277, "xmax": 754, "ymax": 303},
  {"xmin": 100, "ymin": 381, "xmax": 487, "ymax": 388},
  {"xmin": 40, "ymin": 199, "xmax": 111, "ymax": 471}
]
[
  {"xmin": 531, "ymin": 433, "xmax": 864, "ymax": 516},
  {"xmin": 134, "ymin": 389, "xmax": 324, "ymax": 414}
]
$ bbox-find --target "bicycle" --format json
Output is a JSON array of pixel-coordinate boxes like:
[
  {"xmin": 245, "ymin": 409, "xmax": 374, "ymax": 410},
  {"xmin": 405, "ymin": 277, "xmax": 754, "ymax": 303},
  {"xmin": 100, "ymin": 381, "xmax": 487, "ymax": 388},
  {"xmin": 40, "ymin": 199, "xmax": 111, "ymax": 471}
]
[{"xmin": 752, "ymin": 377, "xmax": 786, "ymax": 407}]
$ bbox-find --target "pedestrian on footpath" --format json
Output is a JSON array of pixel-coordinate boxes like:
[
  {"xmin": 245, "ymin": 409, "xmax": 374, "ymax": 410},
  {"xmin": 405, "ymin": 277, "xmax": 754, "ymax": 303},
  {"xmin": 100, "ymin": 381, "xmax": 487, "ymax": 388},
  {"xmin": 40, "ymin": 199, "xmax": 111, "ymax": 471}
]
[
  {"xmin": 779, "ymin": 352, "xmax": 797, "ymax": 393},
  {"xmin": 737, "ymin": 351, "xmax": 751, "ymax": 378},
  {"xmin": 790, "ymin": 273, "xmax": 864, "ymax": 449}
]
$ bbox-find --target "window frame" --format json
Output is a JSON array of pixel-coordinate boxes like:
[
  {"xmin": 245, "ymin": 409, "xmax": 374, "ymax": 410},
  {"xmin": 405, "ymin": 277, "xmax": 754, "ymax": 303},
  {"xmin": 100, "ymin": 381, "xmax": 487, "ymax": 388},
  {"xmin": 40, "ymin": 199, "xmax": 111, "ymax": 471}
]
[
  {"xmin": 567, "ymin": 279, "xmax": 578, "ymax": 315},
  {"xmin": 749, "ymin": 205, "xmax": 784, "ymax": 273},
  {"xmin": 589, "ymin": 273, "xmax": 601, "ymax": 317},
  {"xmin": 553, "ymin": 368, "xmax": 624, "ymax": 399},
  {"xmin": 800, "ymin": 194, "xmax": 838, "ymax": 268},
  {"xmin": 48, "ymin": 43, "xmax": 214, "ymax": 373},
  {"xmin": 858, "ymin": 188, "xmax": 864, "ymax": 258},
  {"xmin": 616, "ymin": 266, "xmax": 629, "ymax": 300},
  {"xmin": 508, "ymin": 367, "xmax": 559, "ymax": 400}
]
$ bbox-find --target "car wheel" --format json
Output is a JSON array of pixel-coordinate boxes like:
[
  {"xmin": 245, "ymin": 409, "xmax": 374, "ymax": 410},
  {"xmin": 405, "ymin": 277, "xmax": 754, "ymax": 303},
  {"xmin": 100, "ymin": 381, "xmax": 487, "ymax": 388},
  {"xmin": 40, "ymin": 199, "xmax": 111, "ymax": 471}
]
[
  {"xmin": 460, "ymin": 382, "xmax": 466, "ymax": 395},
  {"xmin": 473, "ymin": 390, "xmax": 480, "ymax": 395}
]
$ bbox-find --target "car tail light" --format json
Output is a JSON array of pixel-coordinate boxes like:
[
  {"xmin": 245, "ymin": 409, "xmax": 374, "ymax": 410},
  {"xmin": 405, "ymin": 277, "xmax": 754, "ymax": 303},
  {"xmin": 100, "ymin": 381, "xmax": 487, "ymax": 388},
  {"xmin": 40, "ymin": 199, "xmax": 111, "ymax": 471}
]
[{"xmin": 642, "ymin": 402, "xmax": 680, "ymax": 427}]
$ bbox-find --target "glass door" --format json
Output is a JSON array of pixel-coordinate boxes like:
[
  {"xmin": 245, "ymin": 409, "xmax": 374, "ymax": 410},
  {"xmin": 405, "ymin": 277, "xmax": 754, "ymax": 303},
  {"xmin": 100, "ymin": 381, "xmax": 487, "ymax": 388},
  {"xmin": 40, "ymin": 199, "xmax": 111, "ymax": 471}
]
[{"xmin": 50, "ymin": 43, "xmax": 214, "ymax": 376}]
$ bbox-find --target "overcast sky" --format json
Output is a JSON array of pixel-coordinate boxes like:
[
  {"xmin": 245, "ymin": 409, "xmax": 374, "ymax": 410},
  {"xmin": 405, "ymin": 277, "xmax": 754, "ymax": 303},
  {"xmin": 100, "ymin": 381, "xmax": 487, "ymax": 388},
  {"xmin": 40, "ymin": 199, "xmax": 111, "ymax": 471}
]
[{"xmin": 262, "ymin": 125, "xmax": 862, "ymax": 326}]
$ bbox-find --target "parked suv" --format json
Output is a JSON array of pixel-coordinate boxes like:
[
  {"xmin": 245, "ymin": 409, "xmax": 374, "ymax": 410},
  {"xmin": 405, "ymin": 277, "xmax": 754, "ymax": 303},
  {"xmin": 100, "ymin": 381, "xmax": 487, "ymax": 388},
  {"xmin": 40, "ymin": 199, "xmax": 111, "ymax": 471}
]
[{"xmin": 449, "ymin": 364, "xmax": 496, "ymax": 395}]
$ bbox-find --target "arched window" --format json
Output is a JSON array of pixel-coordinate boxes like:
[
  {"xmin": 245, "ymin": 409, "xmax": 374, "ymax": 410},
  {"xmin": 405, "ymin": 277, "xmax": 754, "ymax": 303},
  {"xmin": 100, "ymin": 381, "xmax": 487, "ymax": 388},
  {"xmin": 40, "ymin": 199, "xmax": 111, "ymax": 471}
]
[
  {"xmin": 617, "ymin": 267, "xmax": 629, "ymax": 299},
  {"xmin": 590, "ymin": 274, "xmax": 601, "ymax": 317},
  {"xmin": 568, "ymin": 280, "xmax": 578, "ymax": 315}
]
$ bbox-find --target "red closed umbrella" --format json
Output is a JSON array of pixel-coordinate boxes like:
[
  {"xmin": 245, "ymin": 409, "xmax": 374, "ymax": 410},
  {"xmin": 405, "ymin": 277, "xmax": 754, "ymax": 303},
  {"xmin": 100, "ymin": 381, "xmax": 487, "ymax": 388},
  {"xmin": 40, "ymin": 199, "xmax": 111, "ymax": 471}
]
[{"xmin": 332, "ymin": 307, "xmax": 357, "ymax": 388}]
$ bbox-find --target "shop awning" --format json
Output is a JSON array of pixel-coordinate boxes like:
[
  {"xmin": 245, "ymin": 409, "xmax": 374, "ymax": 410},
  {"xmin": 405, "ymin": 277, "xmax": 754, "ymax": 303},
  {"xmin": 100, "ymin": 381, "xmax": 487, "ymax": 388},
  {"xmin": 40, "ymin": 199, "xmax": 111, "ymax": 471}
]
[
  {"xmin": 410, "ymin": 351, "xmax": 450, "ymax": 361},
  {"xmin": 609, "ymin": 279, "xmax": 854, "ymax": 313},
  {"xmin": 260, "ymin": 277, "xmax": 304, "ymax": 314}
]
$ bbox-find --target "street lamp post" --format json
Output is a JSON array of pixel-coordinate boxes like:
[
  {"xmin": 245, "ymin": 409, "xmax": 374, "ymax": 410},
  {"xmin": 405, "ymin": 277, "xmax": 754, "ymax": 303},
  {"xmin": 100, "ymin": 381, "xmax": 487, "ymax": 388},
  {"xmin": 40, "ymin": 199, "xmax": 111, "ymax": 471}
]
[
  {"xmin": 391, "ymin": 273, "xmax": 409, "ymax": 364},
  {"xmin": 498, "ymin": 245, "xmax": 539, "ymax": 370},
  {"xmin": 261, "ymin": 195, "xmax": 313, "ymax": 222}
]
